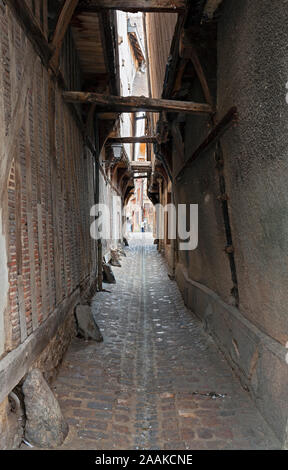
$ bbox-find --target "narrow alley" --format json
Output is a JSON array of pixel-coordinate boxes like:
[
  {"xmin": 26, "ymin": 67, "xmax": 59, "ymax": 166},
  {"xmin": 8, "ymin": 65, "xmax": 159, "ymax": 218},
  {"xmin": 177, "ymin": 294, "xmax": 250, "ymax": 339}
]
[
  {"xmin": 54, "ymin": 236, "xmax": 279, "ymax": 450},
  {"xmin": 1, "ymin": 0, "xmax": 288, "ymax": 454}
]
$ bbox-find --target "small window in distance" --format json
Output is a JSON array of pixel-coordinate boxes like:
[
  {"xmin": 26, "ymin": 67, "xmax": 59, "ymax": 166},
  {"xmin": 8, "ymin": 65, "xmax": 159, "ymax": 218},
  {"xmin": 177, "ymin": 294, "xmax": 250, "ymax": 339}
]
[{"xmin": 139, "ymin": 142, "xmax": 146, "ymax": 157}]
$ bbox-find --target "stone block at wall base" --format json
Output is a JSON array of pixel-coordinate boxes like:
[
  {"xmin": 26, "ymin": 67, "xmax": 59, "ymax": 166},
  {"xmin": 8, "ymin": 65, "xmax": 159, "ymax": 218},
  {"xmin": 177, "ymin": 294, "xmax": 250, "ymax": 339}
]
[
  {"xmin": 0, "ymin": 274, "xmax": 99, "ymax": 449},
  {"xmin": 175, "ymin": 263, "xmax": 288, "ymax": 448},
  {"xmin": 32, "ymin": 310, "xmax": 76, "ymax": 384},
  {"xmin": 0, "ymin": 288, "xmax": 80, "ymax": 449}
]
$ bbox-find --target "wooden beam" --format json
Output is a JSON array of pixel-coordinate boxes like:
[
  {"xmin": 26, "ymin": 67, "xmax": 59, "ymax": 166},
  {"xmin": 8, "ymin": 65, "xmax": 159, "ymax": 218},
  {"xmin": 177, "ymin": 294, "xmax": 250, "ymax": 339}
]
[
  {"xmin": 180, "ymin": 32, "xmax": 213, "ymax": 106},
  {"xmin": 172, "ymin": 58, "xmax": 189, "ymax": 97},
  {"xmin": 77, "ymin": 0, "xmax": 186, "ymax": 13},
  {"xmin": 97, "ymin": 112, "xmax": 119, "ymax": 120},
  {"xmin": 108, "ymin": 136, "xmax": 157, "ymax": 144},
  {"xmin": 48, "ymin": 74, "xmax": 62, "ymax": 303},
  {"xmin": 171, "ymin": 121, "xmax": 185, "ymax": 164},
  {"xmin": 130, "ymin": 161, "xmax": 152, "ymax": 173},
  {"xmin": 0, "ymin": 289, "xmax": 80, "ymax": 405},
  {"xmin": 162, "ymin": 14, "xmax": 186, "ymax": 99},
  {"xmin": 176, "ymin": 107, "xmax": 238, "ymax": 180},
  {"xmin": 130, "ymin": 161, "xmax": 152, "ymax": 167},
  {"xmin": 63, "ymin": 92, "xmax": 213, "ymax": 114},
  {"xmin": 189, "ymin": 47, "xmax": 213, "ymax": 107},
  {"xmin": 50, "ymin": 0, "xmax": 79, "ymax": 71},
  {"xmin": 5, "ymin": 0, "xmax": 52, "ymax": 67},
  {"xmin": 99, "ymin": 10, "xmax": 119, "ymax": 96}
]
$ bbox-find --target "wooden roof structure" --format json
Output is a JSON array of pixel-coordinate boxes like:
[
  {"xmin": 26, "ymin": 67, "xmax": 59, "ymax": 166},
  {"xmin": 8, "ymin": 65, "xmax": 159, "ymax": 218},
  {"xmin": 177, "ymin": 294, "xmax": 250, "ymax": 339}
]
[{"xmin": 4, "ymin": 0, "xmax": 226, "ymax": 198}]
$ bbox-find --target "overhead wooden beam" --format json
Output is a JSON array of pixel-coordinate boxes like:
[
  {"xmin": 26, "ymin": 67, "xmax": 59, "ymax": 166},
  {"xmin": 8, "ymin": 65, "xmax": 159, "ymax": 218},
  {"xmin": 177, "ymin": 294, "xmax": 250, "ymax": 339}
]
[
  {"xmin": 5, "ymin": 0, "xmax": 52, "ymax": 67},
  {"xmin": 130, "ymin": 167, "xmax": 152, "ymax": 173},
  {"xmin": 130, "ymin": 161, "xmax": 152, "ymax": 173},
  {"xmin": 176, "ymin": 107, "xmax": 238, "ymax": 180},
  {"xmin": 63, "ymin": 92, "xmax": 213, "ymax": 115},
  {"xmin": 108, "ymin": 136, "xmax": 157, "ymax": 144},
  {"xmin": 130, "ymin": 161, "xmax": 152, "ymax": 167},
  {"xmin": 50, "ymin": 0, "xmax": 79, "ymax": 71},
  {"xmin": 77, "ymin": 0, "xmax": 186, "ymax": 13}
]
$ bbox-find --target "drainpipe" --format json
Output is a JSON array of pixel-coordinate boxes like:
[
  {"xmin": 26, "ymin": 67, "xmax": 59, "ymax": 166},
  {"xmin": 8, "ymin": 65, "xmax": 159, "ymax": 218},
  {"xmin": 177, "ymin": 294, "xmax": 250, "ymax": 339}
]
[
  {"xmin": 94, "ymin": 113, "xmax": 103, "ymax": 292},
  {"xmin": 153, "ymin": 142, "xmax": 173, "ymax": 182},
  {"xmin": 157, "ymin": 177, "xmax": 163, "ymax": 251},
  {"xmin": 170, "ymin": 187, "xmax": 177, "ymax": 279},
  {"xmin": 142, "ymin": 13, "xmax": 152, "ymax": 99}
]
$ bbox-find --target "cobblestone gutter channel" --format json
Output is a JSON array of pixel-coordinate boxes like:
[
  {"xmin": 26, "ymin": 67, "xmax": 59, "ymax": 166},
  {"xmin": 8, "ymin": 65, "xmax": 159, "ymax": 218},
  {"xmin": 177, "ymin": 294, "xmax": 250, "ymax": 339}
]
[{"xmin": 134, "ymin": 242, "xmax": 159, "ymax": 449}]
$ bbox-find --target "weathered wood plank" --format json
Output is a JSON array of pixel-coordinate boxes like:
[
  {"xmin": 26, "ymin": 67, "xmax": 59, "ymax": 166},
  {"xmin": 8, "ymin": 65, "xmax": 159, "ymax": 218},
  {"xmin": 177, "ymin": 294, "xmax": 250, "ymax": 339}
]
[
  {"xmin": 179, "ymin": 31, "xmax": 213, "ymax": 106},
  {"xmin": 190, "ymin": 48, "xmax": 213, "ymax": 106},
  {"xmin": 108, "ymin": 136, "xmax": 157, "ymax": 144},
  {"xmin": 130, "ymin": 161, "xmax": 152, "ymax": 173},
  {"xmin": 25, "ymin": 104, "xmax": 38, "ymax": 331},
  {"xmin": 77, "ymin": 0, "xmax": 186, "ymax": 13},
  {"xmin": 48, "ymin": 75, "xmax": 62, "ymax": 305},
  {"xmin": 171, "ymin": 121, "xmax": 185, "ymax": 163},
  {"xmin": 162, "ymin": 14, "xmax": 186, "ymax": 99},
  {"xmin": 63, "ymin": 92, "xmax": 213, "ymax": 114},
  {"xmin": 50, "ymin": 0, "xmax": 79, "ymax": 71},
  {"xmin": 99, "ymin": 10, "xmax": 119, "ymax": 95},
  {"xmin": 17, "ymin": 276, "xmax": 28, "ymax": 343},
  {"xmin": 172, "ymin": 58, "xmax": 189, "ymax": 97}
]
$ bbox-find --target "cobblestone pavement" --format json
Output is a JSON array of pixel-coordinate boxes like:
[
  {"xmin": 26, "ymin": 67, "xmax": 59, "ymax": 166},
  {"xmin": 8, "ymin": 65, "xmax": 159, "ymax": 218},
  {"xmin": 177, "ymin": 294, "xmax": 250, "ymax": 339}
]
[{"xmin": 54, "ymin": 235, "xmax": 280, "ymax": 450}]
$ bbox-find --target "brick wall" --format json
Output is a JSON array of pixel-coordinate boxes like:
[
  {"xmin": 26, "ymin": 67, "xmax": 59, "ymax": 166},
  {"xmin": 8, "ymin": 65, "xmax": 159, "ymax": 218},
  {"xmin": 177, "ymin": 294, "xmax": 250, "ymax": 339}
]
[{"xmin": 0, "ymin": 2, "xmax": 96, "ymax": 359}]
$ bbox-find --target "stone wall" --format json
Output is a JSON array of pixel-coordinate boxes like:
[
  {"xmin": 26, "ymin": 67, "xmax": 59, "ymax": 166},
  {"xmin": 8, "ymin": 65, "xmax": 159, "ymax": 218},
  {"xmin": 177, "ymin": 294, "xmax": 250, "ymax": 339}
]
[
  {"xmin": 218, "ymin": 0, "xmax": 288, "ymax": 344},
  {"xmin": 176, "ymin": 263, "xmax": 288, "ymax": 448},
  {"xmin": 0, "ymin": 0, "xmax": 97, "ymax": 355},
  {"xmin": 0, "ymin": 306, "xmax": 74, "ymax": 450},
  {"xmin": 173, "ymin": 0, "xmax": 288, "ymax": 447},
  {"xmin": 214, "ymin": 0, "xmax": 288, "ymax": 443}
]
